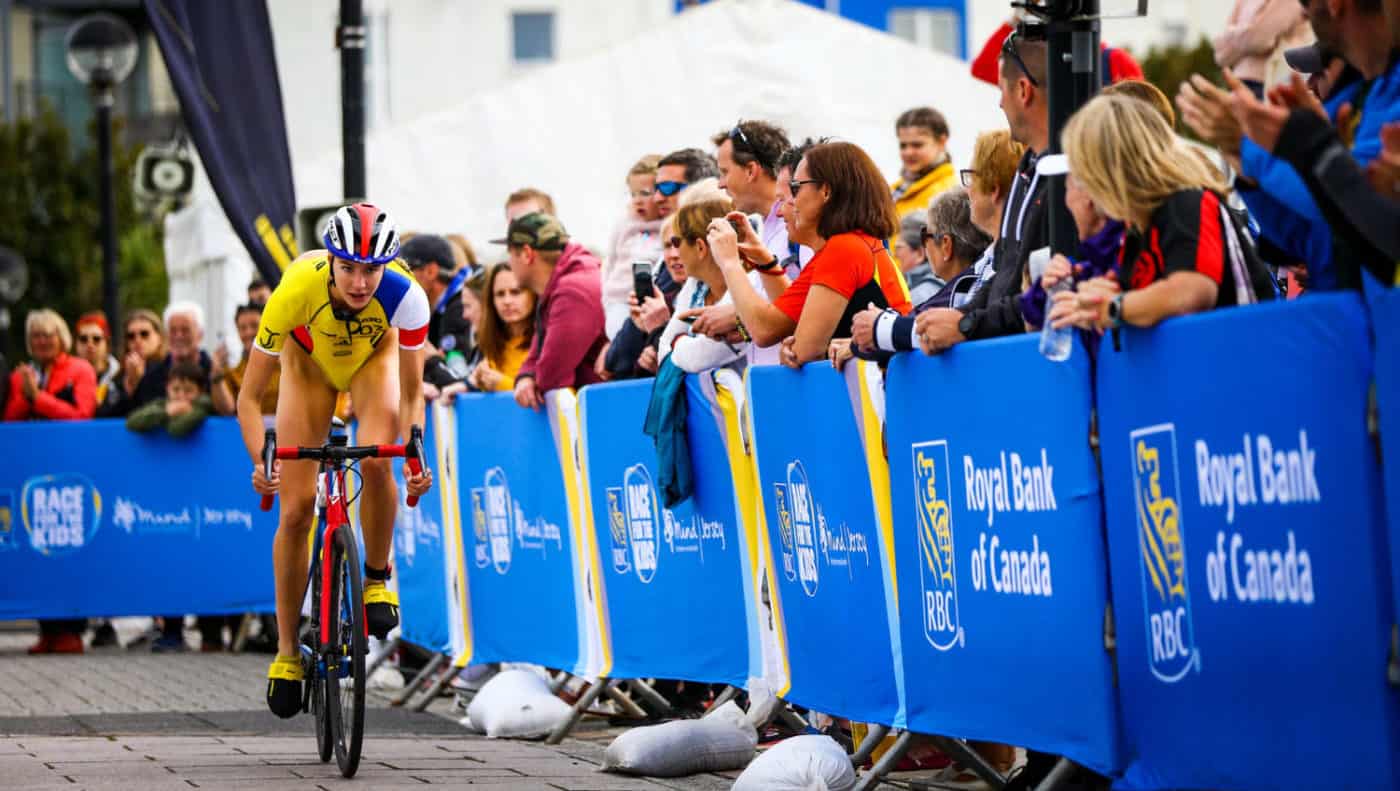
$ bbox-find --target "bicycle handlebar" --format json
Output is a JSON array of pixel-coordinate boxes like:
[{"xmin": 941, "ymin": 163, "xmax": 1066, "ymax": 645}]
[{"xmin": 258, "ymin": 425, "xmax": 427, "ymax": 511}]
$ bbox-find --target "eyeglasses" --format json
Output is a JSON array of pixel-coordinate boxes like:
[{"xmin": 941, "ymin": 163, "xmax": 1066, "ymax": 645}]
[
  {"xmin": 1001, "ymin": 29, "xmax": 1040, "ymax": 88},
  {"xmin": 789, "ymin": 179, "xmax": 821, "ymax": 195},
  {"xmin": 959, "ymin": 169, "xmax": 977, "ymax": 188},
  {"xmin": 630, "ymin": 188, "xmax": 654, "ymax": 199},
  {"xmin": 654, "ymin": 180, "xmax": 688, "ymax": 197},
  {"xmin": 76, "ymin": 333, "xmax": 105, "ymax": 344},
  {"xmin": 126, "ymin": 329, "xmax": 154, "ymax": 341}
]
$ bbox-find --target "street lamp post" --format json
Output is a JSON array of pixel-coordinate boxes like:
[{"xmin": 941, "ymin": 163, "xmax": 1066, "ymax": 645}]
[{"xmin": 65, "ymin": 12, "xmax": 137, "ymax": 329}]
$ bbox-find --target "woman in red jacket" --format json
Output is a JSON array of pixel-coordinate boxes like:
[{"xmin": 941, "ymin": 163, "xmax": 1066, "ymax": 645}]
[
  {"xmin": 5, "ymin": 309, "xmax": 97, "ymax": 422},
  {"xmin": 7, "ymin": 308, "xmax": 97, "ymax": 654}
]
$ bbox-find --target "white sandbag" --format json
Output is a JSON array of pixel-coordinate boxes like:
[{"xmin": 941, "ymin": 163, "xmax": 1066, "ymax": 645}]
[
  {"xmin": 731, "ymin": 734, "xmax": 856, "ymax": 791},
  {"xmin": 603, "ymin": 701, "xmax": 757, "ymax": 777},
  {"xmin": 465, "ymin": 669, "xmax": 572, "ymax": 739}
]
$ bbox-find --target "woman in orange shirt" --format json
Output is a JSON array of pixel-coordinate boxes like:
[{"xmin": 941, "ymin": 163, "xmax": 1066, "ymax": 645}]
[
  {"xmin": 706, "ymin": 141, "xmax": 912, "ymax": 368},
  {"xmin": 467, "ymin": 262, "xmax": 538, "ymax": 392}
]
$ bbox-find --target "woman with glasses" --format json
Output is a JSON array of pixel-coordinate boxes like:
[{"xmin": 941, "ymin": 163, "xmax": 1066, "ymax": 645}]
[
  {"xmin": 894, "ymin": 212, "xmax": 941, "ymax": 305},
  {"xmin": 105, "ymin": 309, "xmax": 166, "ymax": 413},
  {"xmin": 73, "ymin": 312, "xmax": 120, "ymax": 412},
  {"xmin": 706, "ymin": 141, "xmax": 912, "ymax": 369},
  {"xmin": 659, "ymin": 197, "xmax": 755, "ymax": 373}
]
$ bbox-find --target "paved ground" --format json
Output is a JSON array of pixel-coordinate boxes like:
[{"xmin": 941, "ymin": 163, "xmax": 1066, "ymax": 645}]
[{"xmin": 0, "ymin": 620, "xmax": 922, "ymax": 791}]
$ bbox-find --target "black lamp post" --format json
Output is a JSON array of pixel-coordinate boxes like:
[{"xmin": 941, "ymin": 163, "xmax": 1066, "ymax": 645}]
[{"xmin": 65, "ymin": 12, "xmax": 137, "ymax": 329}]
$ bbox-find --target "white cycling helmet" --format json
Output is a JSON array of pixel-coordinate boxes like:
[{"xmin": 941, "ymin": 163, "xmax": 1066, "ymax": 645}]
[{"xmin": 323, "ymin": 202, "xmax": 401, "ymax": 265}]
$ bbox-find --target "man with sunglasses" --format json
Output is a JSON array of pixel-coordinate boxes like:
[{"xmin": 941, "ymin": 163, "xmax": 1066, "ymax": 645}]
[
  {"xmin": 652, "ymin": 148, "xmax": 719, "ymax": 217},
  {"xmin": 917, "ymin": 26, "xmax": 1052, "ymax": 353}
]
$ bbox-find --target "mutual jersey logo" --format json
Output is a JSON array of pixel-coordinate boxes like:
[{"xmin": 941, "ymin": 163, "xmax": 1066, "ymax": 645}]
[
  {"xmin": 1131, "ymin": 424, "xmax": 1200, "ymax": 683},
  {"xmin": 913, "ymin": 441, "xmax": 963, "ymax": 650}
]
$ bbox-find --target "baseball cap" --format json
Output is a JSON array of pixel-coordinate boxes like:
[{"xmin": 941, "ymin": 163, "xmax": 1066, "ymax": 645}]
[
  {"xmin": 1284, "ymin": 44, "xmax": 1327, "ymax": 74},
  {"xmin": 489, "ymin": 211, "xmax": 569, "ymax": 250},
  {"xmin": 399, "ymin": 234, "xmax": 456, "ymax": 270}
]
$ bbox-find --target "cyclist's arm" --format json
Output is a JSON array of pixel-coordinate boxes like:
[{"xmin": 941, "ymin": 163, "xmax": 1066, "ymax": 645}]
[
  {"xmin": 237, "ymin": 347, "xmax": 278, "ymax": 466},
  {"xmin": 398, "ymin": 344, "xmax": 426, "ymax": 442}
]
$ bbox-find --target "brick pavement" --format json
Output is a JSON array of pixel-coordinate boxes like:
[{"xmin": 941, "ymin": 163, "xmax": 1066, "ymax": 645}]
[{"xmin": 0, "ymin": 623, "xmax": 921, "ymax": 790}]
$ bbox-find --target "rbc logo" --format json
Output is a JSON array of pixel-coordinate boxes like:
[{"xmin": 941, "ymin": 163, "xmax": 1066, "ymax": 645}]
[
  {"xmin": 21, "ymin": 474, "xmax": 101, "ymax": 557},
  {"xmin": 771, "ymin": 483, "xmax": 797, "ymax": 582},
  {"xmin": 470, "ymin": 489, "xmax": 490, "ymax": 569},
  {"xmin": 483, "ymin": 467, "xmax": 513, "ymax": 575},
  {"xmin": 622, "ymin": 465, "xmax": 660, "ymax": 584},
  {"xmin": 1131, "ymin": 425, "xmax": 1200, "ymax": 682},
  {"xmin": 785, "ymin": 461, "xmax": 819, "ymax": 598},
  {"xmin": 605, "ymin": 488, "xmax": 631, "ymax": 575},
  {"xmin": 912, "ymin": 442, "xmax": 963, "ymax": 650},
  {"xmin": 0, "ymin": 491, "xmax": 14, "ymax": 551}
]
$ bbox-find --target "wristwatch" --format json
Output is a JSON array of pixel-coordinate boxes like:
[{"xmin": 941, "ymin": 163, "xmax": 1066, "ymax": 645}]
[
  {"xmin": 1107, "ymin": 293, "xmax": 1125, "ymax": 328},
  {"xmin": 755, "ymin": 256, "xmax": 782, "ymax": 274},
  {"xmin": 957, "ymin": 311, "xmax": 977, "ymax": 339}
]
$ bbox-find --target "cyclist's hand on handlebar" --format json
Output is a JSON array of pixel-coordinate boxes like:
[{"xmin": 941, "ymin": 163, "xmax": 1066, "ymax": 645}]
[
  {"xmin": 405, "ymin": 465, "xmax": 433, "ymax": 498},
  {"xmin": 253, "ymin": 460, "xmax": 282, "ymax": 495}
]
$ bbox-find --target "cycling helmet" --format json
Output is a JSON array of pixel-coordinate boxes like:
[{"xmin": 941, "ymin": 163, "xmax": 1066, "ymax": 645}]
[{"xmin": 323, "ymin": 202, "xmax": 401, "ymax": 265}]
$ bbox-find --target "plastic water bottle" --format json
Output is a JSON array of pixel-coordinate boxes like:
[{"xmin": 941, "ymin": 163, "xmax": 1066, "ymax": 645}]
[
  {"xmin": 1027, "ymin": 246, "xmax": 1072, "ymax": 362},
  {"xmin": 1039, "ymin": 279, "xmax": 1074, "ymax": 362}
]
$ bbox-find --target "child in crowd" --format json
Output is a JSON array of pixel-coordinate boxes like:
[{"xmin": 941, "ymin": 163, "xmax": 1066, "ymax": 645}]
[
  {"xmin": 601, "ymin": 154, "xmax": 666, "ymax": 339},
  {"xmin": 126, "ymin": 361, "xmax": 214, "ymax": 437}
]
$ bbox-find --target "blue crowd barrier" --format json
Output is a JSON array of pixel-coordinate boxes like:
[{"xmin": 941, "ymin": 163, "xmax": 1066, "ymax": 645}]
[
  {"xmin": 746, "ymin": 363, "xmax": 905, "ymax": 728},
  {"xmin": 1097, "ymin": 293, "xmax": 1399, "ymax": 790},
  {"xmin": 0, "ymin": 418, "xmax": 277, "ymax": 618},
  {"xmin": 1372, "ymin": 286, "xmax": 1400, "ymax": 627},
  {"xmin": 453, "ymin": 391, "xmax": 591, "ymax": 674},
  {"xmin": 392, "ymin": 403, "xmax": 462, "ymax": 657},
  {"xmin": 577, "ymin": 377, "xmax": 751, "ymax": 688},
  {"xmin": 885, "ymin": 335, "xmax": 1120, "ymax": 776}
]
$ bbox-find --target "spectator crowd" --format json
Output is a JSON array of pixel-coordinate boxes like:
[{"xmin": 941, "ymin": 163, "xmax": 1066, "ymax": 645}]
[{"xmin": 9, "ymin": 0, "xmax": 1400, "ymax": 781}]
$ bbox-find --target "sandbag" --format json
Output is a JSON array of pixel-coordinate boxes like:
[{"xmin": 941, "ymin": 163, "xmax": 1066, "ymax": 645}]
[
  {"xmin": 731, "ymin": 734, "xmax": 856, "ymax": 791},
  {"xmin": 603, "ymin": 701, "xmax": 757, "ymax": 777},
  {"xmin": 464, "ymin": 668, "xmax": 572, "ymax": 739}
]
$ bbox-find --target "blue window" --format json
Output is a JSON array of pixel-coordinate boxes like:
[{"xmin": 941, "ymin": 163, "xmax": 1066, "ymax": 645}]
[{"xmin": 512, "ymin": 11, "xmax": 555, "ymax": 64}]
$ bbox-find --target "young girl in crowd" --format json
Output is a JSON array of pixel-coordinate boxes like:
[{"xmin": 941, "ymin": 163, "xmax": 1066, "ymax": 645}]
[
  {"xmin": 601, "ymin": 154, "xmax": 666, "ymax": 339},
  {"xmin": 467, "ymin": 262, "xmax": 538, "ymax": 392}
]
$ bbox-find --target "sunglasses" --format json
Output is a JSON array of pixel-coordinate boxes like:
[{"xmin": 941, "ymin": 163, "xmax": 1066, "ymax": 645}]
[
  {"xmin": 654, "ymin": 180, "xmax": 688, "ymax": 197},
  {"xmin": 76, "ymin": 333, "xmax": 105, "ymax": 344},
  {"xmin": 789, "ymin": 179, "xmax": 822, "ymax": 195},
  {"xmin": 1001, "ymin": 29, "xmax": 1040, "ymax": 88},
  {"xmin": 127, "ymin": 329, "xmax": 154, "ymax": 341},
  {"xmin": 959, "ymin": 169, "xmax": 976, "ymax": 188},
  {"xmin": 667, "ymin": 236, "xmax": 684, "ymax": 249}
]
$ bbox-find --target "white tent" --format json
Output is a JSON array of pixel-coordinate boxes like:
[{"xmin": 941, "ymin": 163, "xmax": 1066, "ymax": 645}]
[{"xmin": 292, "ymin": 0, "xmax": 1008, "ymax": 254}]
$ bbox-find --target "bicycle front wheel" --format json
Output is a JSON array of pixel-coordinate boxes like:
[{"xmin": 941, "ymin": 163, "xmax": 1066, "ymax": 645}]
[{"xmin": 323, "ymin": 525, "xmax": 366, "ymax": 778}]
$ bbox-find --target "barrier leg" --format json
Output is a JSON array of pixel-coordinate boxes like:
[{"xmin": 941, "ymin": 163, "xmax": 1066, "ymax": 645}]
[
  {"xmin": 624, "ymin": 678, "xmax": 675, "ymax": 716},
  {"xmin": 391, "ymin": 652, "xmax": 446, "ymax": 707},
  {"xmin": 928, "ymin": 736, "xmax": 1007, "ymax": 790},
  {"xmin": 367, "ymin": 636, "xmax": 400, "ymax": 678},
  {"xmin": 411, "ymin": 659, "xmax": 457, "ymax": 712},
  {"xmin": 546, "ymin": 678, "xmax": 610, "ymax": 745},
  {"xmin": 601, "ymin": 682, "xmax": 649, "ymax": 720},
  {"xmin": 548, "ymin": 670, "xmax": 570, "ymax": 694},
  {"xmin": 231, "ymin": 614, "xmax": 254, "ymax": 653},
  {"xmin": 775, "ymin": 702, "xmax": 809, "ymax": 732},
  {"xmin": 706, "ymin": 684, "xmax": 739, "ymax": 712},
  {"xmin": 1033, "ymin": 757, "xmax": 1078, "ymax": 791},
  {"xmin": 853, "ymin": 730, "xmax": 913, "ymax": 791},
  {"xmin": 848, "ymin": 723, "xmax": 890, "ymax": 768}
]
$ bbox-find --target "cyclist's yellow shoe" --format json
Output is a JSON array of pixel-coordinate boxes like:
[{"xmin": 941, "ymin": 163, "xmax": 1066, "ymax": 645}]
[
  {"xmin": 267, "ymin": 655, "xmax": 303, "ymax": 719},
  {"xmin": 364, "ymin": 581, "xmax": 399, "ymax": 639}
]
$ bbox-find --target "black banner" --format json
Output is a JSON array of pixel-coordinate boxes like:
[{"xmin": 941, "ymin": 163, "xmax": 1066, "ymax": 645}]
[{"xmin": 145, "ymin": 0, "xmax": 298, "ymax": 285}]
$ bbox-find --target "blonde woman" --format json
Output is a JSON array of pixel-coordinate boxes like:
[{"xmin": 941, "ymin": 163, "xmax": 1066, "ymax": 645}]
[
  {"xmin": 5, "ymin": 309, "xmax": 95, "ymax": 422},
  {"xmin": 659, "ymin": 196, "xmax": 753, "ymax": 373},
  {"xmin": 1049, "ymin": 94, "xmax": 1276, "ymax": 333}
]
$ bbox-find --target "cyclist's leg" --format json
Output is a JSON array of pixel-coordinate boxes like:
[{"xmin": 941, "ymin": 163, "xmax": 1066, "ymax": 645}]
[
  {"xmin": 272, "ymin": 341, "xmax": 338, "ymax": 658},
  {"xmin": 347, "ymin": 333, "xmax": 401, "ymax": 637}
]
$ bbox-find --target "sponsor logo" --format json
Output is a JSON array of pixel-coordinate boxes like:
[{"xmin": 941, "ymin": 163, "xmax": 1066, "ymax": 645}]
[
  {"xmin": 913, "ymin": 441, "xmax": 963, "ymax": 650},
  {"xmin": 470, "ymin": 489, "xmax": 489, "ymax": 569},
  {"xmin": 483, "ymin": 467, "xmax": 513, "ymax": 575},
  {"xmin": 21, "ymin": 474, "xmax": 102, "ymax": 556},
  {"xmin": 772, "ymin": 483, "xmax": 797, "ymax": 582},
  {"xmin": 786, "ymin": 461, "xmax": 819, "ymax": 597},
  {"xmin": 1131, "ymin": 425, "xmax": 1200, "ymax": 683},
  {"xmin": 0, "ymin": 491, "xmax": 14, "ymax": 551},
  {"xmin": 112, "ymin": 497, "xmax": 195, "ymax": 536},
  {"xmin": 622, "ymin": 465, "xmax": 660, "ymax": 584},
  {"xmin": 606, "ymin": 488, "xmax": 631, "ymax": 574}
]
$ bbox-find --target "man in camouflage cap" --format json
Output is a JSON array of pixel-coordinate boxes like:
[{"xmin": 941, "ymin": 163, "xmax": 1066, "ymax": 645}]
[{"xmin": 492, "ymin": 211, "xmax": 606, "ymax": 408}]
